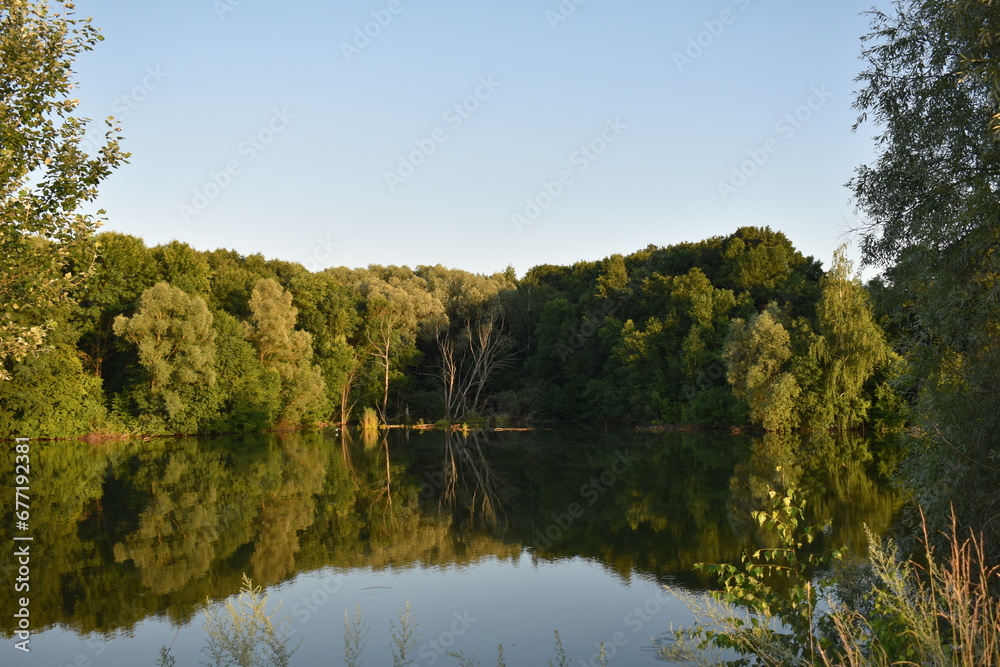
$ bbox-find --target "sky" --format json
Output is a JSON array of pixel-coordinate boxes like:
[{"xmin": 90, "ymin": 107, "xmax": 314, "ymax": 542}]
[{"xmin": 70, "ymin": 0, "xmax": 890, "ymax": 278}]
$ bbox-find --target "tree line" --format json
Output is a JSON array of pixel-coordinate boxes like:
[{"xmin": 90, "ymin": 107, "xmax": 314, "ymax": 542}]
[{"xmin": 0, "ymin": 225, "xmax": 903, "ymax": 439}]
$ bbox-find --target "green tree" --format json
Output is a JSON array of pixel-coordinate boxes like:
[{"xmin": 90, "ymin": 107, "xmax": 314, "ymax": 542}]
[
  {"xmin": 851, "ymin": 0, "xmax": 1000, "ymax": 549},
  {"xmin": 814, "ymin": 248, "xmax": 895, "ymax": 430},
  {"xmin": 724, "ymin": 306, "xmax": 801, "ymax": 432},
  {"xmin": 73, "ymin": 232, "xmax": 157, "ymax": 380},
  {"xmin": 210, "ymin": 311, "xmax": 281, "ymax": 432},
  {"xmin": 288, "ymin": 271, "xmax": 360, "ymax": 422},
  {"xmin": 594, "ymin": 253, "xmax": 628, "ymax": 300},
  {"xmin": 152, "ymin": 240, "xmax": 212, "ymax": 297},
  {"xmin": 352, "ymin": 268, "xmax": 444, "ymax": 421},
  {"xmin": 113, "ymin": 282, "xmax": 219, "ymax": 433},
  {"xmin": 0, "ymin": 0, "xmax": 127, "ymax": 378},
  {"xmin": 248, "ymin": 278, "xmax": 327, "ymax": 426},
  {"xmin": 0, "ymin": 343, "xmax": 106, "ymax": 438}
]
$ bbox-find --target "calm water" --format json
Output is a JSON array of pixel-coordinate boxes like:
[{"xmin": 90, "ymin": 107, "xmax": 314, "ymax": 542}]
[{"xmin": 0, "ymin": 428, "xmax": 901, "ymax": 666}]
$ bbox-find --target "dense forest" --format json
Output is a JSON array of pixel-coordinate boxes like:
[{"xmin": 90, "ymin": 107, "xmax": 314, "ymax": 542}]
[{"xmin": 0, "ymin": 226, "xmax": 904, "ymax": 439}]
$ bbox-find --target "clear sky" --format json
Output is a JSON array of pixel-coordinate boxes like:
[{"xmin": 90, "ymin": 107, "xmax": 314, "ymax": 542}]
[{"xmin": 71, "ymin": 0, "xmax": 888, "ymax": 277}]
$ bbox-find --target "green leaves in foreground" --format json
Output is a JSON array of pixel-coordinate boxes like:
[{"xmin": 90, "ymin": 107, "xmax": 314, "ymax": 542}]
[
  {"xmin": 0, "ymin": 0, "xmax": 128, "ymax": 379},
  {"xmin": 664, "ymin": 481, "xmax": 840, "ymax": 666}
]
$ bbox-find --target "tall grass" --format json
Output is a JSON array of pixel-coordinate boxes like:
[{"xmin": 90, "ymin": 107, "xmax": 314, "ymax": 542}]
[
  {"xmin": 826, "ymin": 514, "xmax": 1000, "ymax": 667},
  {"xmin": 360, "ymin": 406, "xmax": 380, "ymax": 431},
  {"xmin": 157, "ymin": 585, "xmax": 602, "ymax": 666},
  {"xmin": 343, "ymin": 605, "xmax": 367, "ymax": 667},
  {"xmin": 199, "ymin": 573, "xmax": 300, "ymax": 667},
  {"xmin": 389, "ymin": 600, "xmax": 419, "ymax": 667}
]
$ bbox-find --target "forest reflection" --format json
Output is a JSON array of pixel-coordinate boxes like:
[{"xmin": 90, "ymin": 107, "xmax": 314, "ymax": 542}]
[{"xmin": 0, "ymin": 428, "xmax": 901, "ymax": 639}]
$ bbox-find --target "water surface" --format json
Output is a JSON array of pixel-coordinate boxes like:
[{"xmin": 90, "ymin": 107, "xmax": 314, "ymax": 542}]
[{"xmin": 0, "ymin": 428, "xmax": 901, "ymax": 666}]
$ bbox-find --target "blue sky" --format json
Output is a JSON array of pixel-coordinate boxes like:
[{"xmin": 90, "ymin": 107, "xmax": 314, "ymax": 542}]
[{"xmin": 73, "ymin": 0, "xmax": 888, "ymax": 277}]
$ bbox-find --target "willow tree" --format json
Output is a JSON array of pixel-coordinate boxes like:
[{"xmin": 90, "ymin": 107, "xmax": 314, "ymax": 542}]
[
  {"xmin": 814, "ymin": 248, "xmax": 895, "ymax": 430},
  {"xmin": 851, "ymin": 0, "xmax": 1000, "ymax": 547},
  {"xmin": 723, "ymin": 305, "xmax": 801, "ymax": 432},
  {"xmin": 211, "ymin": 311, "xmax": 281, "ymax": 432},
  {"xmin": 113, "ymin": 282, "xmax": 219, "ymax": 434},
  {"xmin": 0, "ymin": 1, "xmax": 127, "ymax": 379}
]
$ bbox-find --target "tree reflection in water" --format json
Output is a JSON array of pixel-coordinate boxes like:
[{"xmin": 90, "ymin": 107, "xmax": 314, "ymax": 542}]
[
  {"xmin": 440, "ymin": 429, "xmax": 509, "ymax": 529},
  {"xmin": 0, "ymin": 428, "xmax": 902, "ymax": 640}
]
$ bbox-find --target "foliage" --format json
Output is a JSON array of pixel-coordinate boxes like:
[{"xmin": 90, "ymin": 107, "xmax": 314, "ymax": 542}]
[
  {"xmin": 0, "ymin": 0, "xmax": 127, "ymax": 379},
  {"xmin": 113, "ymin": 282, "xmax": 219, "ymax": 434},
  {"xmin": 72, "ymin": 232, "xmax": 157, "ymax": 381},
  {"xmin": 210, "ymin": 311, "xmax": 281, "ymax": 433},
  {"xmin": 664, "ymin": 484, "xmax": 839, "ymax": 666},
  {"xmin": 200, "ymin": 573, "xmax": 300, "ymax": 667},
  {"xmin": 153, "ymin": 240, "xmax": 212, "ymax": 297},
  {"xmin": 828, "ymin": 517, "xmax": 1000, "ymax": 667},
  {"xmin": 813, "ymin": 248, "xmax": 894, "ymax": 431},
  {"xmin": 3, "ymin": 225, "xmax": 902, "ymax": 434},
  {"xmin": 0, "ymin": 343, "xmax": 105, "ymax": 438},
  {"xmin": 547, "ymin": 630, "xmax": 570, "ymax": 667},
  {"xmin": 248, "ymin": 278, "xmax": 327, "ymax": 426},
  {"xmin": 722, "ymin": 249, "xmax": 893, "ymax": 433},
  {"xmin": 155, "ymin": 645, "xmax": 177, "ymax": 667},
  {"xmin": 0, "ymin": 0, "xmax": 905, "ymax": 446},
  {"xmin": 390, "ymin": 600, "xmax": 419, "ymax": 667},
  {"xmin": 289, "ymin": 271, "xmax": 359, "ymax": 421},
  {"xmin": 850, "ymin": 0, "xmax": 1000, "ymax": 553},
  {"xmin": 724, "ymin": 307, "xmax": 801, "ymax": 432},
  {"xmin": 446, "ymin": 645, "xmax": 509, "ymax": 667},
  {"xmin": 360, "ymin": 405, "xmax": 380, "ymax": 430}
]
